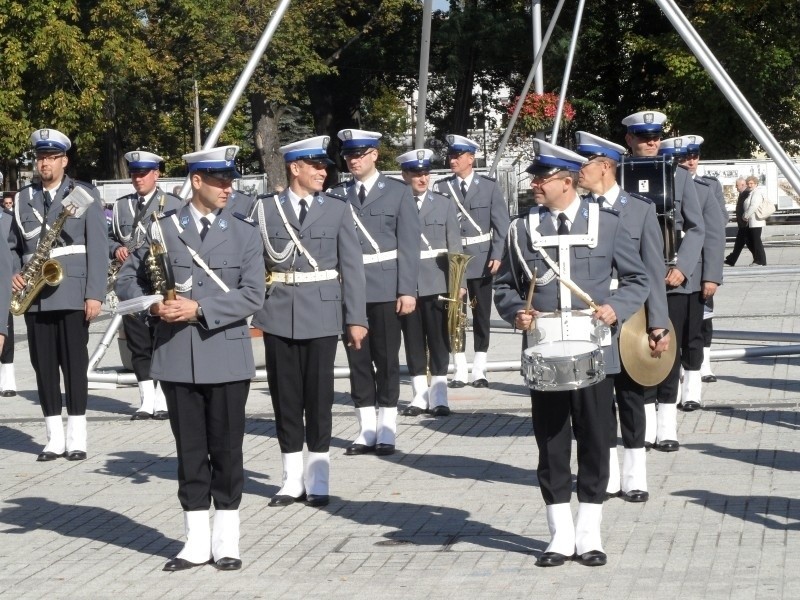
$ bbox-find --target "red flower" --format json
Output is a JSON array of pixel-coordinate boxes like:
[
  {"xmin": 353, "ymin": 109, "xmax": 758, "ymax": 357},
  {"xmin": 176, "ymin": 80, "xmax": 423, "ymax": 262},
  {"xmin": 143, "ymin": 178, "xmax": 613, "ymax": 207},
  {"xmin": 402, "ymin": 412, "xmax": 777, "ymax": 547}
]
[{"xmin": 507, "ymin": 92, "xmax": 575, "ymax": 134}]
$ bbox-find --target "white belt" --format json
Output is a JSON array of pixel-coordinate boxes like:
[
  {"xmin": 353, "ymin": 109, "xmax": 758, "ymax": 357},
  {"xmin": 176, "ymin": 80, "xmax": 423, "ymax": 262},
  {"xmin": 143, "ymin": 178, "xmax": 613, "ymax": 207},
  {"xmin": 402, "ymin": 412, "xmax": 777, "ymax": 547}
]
[
  {"xmin": 23, "ymin": 245, "xmax": 86, "ymax": 263},
  {"xmin": 268, "ymin": 269, "xmax": 339, "ymax": 284},
  {"xmin": 363, "ymin": 249, "xmax": 398, "ymax": 264},
  {"xmin": 461, "ymin": 233, "xmax": 492, "ymax": 246},
  {"xmin": 420, "ymin": 248, "xmax": 447, "ymax": 260}
]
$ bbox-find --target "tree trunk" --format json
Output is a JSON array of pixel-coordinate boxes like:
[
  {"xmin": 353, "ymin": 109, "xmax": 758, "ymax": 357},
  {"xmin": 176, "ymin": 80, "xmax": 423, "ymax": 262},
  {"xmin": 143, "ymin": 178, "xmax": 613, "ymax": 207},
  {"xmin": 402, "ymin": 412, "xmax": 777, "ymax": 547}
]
[
  {"xmin": 451, "ymin": 43, "xmax": 478, "ymax": 135},
  {"xmin": 250, "ymin": 92, "xmax": 286, "ymax": 191}
]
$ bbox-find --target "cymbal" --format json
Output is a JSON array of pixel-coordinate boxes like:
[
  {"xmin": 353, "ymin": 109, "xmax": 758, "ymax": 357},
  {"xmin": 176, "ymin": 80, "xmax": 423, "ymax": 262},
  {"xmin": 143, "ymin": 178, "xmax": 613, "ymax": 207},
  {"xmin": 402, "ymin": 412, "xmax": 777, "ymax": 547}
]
[{"xmin": 619, "ymin": 307, "xmax": 676, "ymax": 387}]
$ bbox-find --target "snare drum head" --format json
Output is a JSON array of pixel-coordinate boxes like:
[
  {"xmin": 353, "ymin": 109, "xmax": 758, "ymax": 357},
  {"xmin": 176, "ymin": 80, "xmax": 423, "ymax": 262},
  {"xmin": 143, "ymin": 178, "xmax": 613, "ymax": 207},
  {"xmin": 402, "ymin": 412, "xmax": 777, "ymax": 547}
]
[{"xmin": 534, "ymin": 340, "xmax": 598, "ymax": 358}]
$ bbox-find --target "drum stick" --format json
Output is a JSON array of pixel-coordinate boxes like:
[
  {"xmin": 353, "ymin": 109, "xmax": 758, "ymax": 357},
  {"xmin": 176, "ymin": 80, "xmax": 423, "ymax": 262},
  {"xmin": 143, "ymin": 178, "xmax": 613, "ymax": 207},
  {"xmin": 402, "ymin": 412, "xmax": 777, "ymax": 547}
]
[
  {"xmin": 559, "ymin": 276, "xmax": 601, "ymax": 312},
  {"xmin": 524, "ymin": 267, "xmax": 537, "ymax": 313}
]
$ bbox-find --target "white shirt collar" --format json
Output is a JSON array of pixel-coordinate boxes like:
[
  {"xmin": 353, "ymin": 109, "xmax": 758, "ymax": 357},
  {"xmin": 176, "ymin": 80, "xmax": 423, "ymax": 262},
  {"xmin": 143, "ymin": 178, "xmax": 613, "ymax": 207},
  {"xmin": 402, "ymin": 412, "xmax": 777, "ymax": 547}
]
[
  {"xmin": 356, "ymin": 170, "xmax": 381, "ymax": 196},
  {"xmin": 593, "ymin": 183, "xmax": 621, "ymax": 207},
  {"xmin": 287, "ymin": 188, "xmax": 314, "ymax": 219},
  {"xmin": 188, "ymin": 202, "xmax": 217, "ymax": 233},
  {"xmin": 551, "ymin": 194, "xmax": 582, "ymax": 230},
  {"xmin": 458, "ymin": 171, "xmax": 475, "ymax": 191}
]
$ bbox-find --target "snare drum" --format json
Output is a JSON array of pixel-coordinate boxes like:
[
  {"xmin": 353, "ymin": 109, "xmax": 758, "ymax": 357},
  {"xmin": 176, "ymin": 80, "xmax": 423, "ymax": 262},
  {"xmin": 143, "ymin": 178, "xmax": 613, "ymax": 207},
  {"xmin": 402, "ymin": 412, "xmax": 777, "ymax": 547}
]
[{"xmin": 521, "ymin": 340, "xmax": 605, "ymax": 392}]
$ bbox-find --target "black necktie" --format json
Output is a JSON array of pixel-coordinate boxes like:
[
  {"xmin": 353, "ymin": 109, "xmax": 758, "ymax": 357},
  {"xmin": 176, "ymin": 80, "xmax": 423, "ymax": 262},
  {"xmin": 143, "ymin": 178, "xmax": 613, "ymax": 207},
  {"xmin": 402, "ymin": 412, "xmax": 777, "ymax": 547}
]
[
  {"xmin": 460, "ymin": 180, "xmax": 468, "ymax": 198},
  {"xmin": 597, "ymin": 195, "xmax": 607, "ymax": 208},
  {"xmin": 557, "ymin": 213, "xmax": 570, "ymax": 235},
  {"xmin": 299, "ymin": 198, "xmax": 308, "ymax": 224},
  {"xmin": 416, "ymin": 196, "xmax": 422, "ymax": 211},
  {"xmin": 200, "ymin": 217, "xmax": 211, "ymax": 241},
  {"xmin": 43, "ymin": 190, "xmax": 52, "ymax": 214},
  {"xmin": 358, "ymin": 185, "xmax": 366, "ymax": 205}
]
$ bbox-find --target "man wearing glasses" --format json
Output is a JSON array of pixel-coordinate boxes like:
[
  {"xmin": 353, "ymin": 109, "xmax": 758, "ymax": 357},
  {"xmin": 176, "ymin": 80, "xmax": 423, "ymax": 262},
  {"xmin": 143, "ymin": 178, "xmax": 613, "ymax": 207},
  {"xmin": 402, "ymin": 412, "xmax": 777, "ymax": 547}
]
[
  {"xmin": 250, "ymin": 136, "xmax": 367, "ymax": 508},
  {"xmin": 10, "ymin": 128, "xmax": 107, "ymax": 462},
  {"xmin": 433, "ymin": 135, "xmax": 509, "ymax": 389},
  {"xmin": 332, "ymin": 129, "xmax": 419, "ymax": 457},
  {"xmin": 110, "ymin": 151, "xmax": 182, "ymax": 420},
  {"xmin": 116, "ymin": 145, "xmax": 265, "ymax": 571}
]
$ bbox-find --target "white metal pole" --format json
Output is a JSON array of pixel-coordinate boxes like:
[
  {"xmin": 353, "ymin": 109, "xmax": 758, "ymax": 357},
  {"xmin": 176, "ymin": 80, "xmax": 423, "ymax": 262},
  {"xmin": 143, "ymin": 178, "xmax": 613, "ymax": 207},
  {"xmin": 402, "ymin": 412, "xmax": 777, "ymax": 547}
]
[
  {"xmin": 550, "ymin": 0, "xmax": 585, "ymax": 144},
  {"xmin": 416, "ymin": 0, "xmax": 434, "ymax": 148},
  {"xmin": 532, "ymin": 0, "xmax": 544, "ymax": 94}
]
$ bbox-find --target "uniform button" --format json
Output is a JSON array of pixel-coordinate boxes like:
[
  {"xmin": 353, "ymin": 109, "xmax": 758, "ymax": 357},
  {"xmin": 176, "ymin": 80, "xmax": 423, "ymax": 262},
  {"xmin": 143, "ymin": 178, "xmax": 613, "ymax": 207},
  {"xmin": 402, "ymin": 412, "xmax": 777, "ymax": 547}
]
[
  {"xmin": 223, "ymin": 261, "xmax": 228, "ymax": 265},
  {"xmin": 215, "ymin": 320, "xmax": 220, "ymax": 325},
  {"xmin": 198, "ymin": 281, "xmax": 203, "ymax": 286},
  {"xmin": 300, "ymin": 234, "xmax": 304, "ymax": 239}
]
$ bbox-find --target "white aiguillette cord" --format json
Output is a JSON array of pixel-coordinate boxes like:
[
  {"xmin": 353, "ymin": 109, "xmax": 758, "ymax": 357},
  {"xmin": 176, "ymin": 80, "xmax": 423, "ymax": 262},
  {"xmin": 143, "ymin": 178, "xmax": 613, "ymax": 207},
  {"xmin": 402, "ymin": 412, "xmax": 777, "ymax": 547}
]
[{"xmin": 534, "ymin": 248, "xmax": 600, "ymax": 311}]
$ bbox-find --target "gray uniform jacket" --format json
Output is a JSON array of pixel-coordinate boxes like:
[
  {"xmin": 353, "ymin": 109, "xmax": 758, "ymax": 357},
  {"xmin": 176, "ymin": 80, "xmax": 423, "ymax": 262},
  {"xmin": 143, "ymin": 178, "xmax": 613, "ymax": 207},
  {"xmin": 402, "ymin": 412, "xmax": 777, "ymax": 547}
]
[
  {"xmin": 700, "ymin": 176, "xmax": 729, "ymax": 227},
  {"xmin": 11, "ymin": 177, "xmax": 107, "ymax": 311},
  {"xmin": 494, "ymin": 199, "xmax": 649, "ymax": 375},
  {"xmin": 228, "ymin": 191, "xmax": 255, "ymax": 216},
  {"xmin": 109, "ymin": 188, "xmax": 183, "ymax": 258},
  {"xmin": 671, "ymin": 165, "xmax": 705, "ymax": 295},
  {"xmin": 250, "ymin": 191, "xmax": 367, "ymax": 339},
  {"xmin": 0, "ymin": 211, "xmax": 13, "ymax": 335},
  {"xmin": 415, "ymin": 190, "xmax": 464, "ymax": 297},
  {"xmin": 585, "ymin": 190, "xmax": 669, "ymax": 331},
  {"xmin": 330, "ymin": 174, "xmax": 419, "ymax": 303},
  {"xmin": 433, "ymin": 173, "xmax": 510, "ymax": 280},
  {"xmin": 691, "ymin": 177, "xmax": 725, "ymax": 287},
  {"xmin": 116, "ymin": 204, "xmax": 266, "ymax": 384}
]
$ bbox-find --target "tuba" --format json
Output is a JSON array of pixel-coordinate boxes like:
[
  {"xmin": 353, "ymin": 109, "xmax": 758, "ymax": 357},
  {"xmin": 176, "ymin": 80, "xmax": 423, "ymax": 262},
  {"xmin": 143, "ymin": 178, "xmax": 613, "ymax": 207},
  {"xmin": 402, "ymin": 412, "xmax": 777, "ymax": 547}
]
[{"xmin": 438, "ymin": 252, "xmax": 474, "ymax": 354}]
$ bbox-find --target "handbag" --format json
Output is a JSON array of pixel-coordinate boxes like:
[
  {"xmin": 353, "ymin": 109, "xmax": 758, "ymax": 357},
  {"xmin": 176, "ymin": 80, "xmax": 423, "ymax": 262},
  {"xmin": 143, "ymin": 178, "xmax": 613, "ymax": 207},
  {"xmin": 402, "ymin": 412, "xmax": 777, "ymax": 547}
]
[{"xmin": 754, "ymin": 194, "xmax": 775, "ymax": 220}]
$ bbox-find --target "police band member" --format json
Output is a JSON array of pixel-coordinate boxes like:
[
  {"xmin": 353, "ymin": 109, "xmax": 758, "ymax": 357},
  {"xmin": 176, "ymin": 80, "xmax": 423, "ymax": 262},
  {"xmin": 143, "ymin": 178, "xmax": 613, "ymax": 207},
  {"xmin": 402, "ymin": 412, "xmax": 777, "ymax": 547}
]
[
  {"xmin": 433, "ymin": 135, "xmax": 510, "ymax": 388},
  {"xmin": 0, "ymin": 201, "xmax": 16, "ymax": 397},
  {"xmin": 622, "ymin": 111, "xmax": 704, "ymax": 452},
  {"xmin": 395, "ymin": 149, "xmax": 465, "ymax": 418},
  {"xmin": 663, "ymin": 136, "xmax": 726, "ymax": 411},
  {"xmin": 250, "ymin": 136, "xmax": 367, "ymax": 508},
  {"xmin": 116, "ymin": 146, "xmax": 265, "ymax": 571},
  {"xmin": 11, "ymin": 129, "xmax": 107, "ymax": 462},
  {"xmin": 494, "ymin": 141, "xmax": 649, "ymax": 567},
  {"xmin": 677, "ymin": 136, "xmax": 728, "ymax": 387},
  {"xmin": 332, "ymin": 129, "xmax": 420, "ymax": 457},
  {"xmin": 575, "ymin": 132, "xmax": 670, "ymax": 503},
  {"xmin": 111, "ymin": 151, "xmax": 182, "ymax": 420}
]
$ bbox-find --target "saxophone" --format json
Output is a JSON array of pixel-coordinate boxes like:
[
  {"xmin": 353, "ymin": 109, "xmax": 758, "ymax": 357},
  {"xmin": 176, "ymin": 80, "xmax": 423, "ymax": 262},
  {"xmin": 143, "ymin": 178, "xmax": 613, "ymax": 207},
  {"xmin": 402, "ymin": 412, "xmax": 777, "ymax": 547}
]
[
  {"xmin": 10, "ymin": 205, "xmax": 74, "ymax": 315},
  {"xmin": 438, "ymin": 252, "xmax": 474, "ymax": 354}
]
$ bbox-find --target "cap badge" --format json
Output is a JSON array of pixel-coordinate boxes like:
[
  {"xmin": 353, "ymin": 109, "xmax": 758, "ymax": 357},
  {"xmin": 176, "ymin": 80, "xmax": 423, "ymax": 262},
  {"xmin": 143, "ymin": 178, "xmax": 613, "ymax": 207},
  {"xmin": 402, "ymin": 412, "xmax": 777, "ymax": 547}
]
[
  {"xmin": 322, "ymin": 136, "xmax": 330, "ymax": 150},
  {"xmin": 40, "ymin": 129, "xmax": 50, "ymax": 140},
  {"xmin": 416, "ymin": 150, "xmax": 425, "ymax": 160},
  {"xmin": 131, "ymin": 152, "xmax": 140, "ymax": 162},
  {"xmin": 446, "ymin": 134, "xmax": 455, "ymax": 145},
  {"xmin": 225, "ymin": 147, "xmax": 236, "ymax": 161},
  {"xmin": 533, "ymin": 141, "xmax": 541, "ymax": 153},
  {"xmin": 344, "ymin": 130, "xmax": 353, "ymax": 140},
  {"xmin": 644, "ymin": 113, "xmax": 654, "ymax": 124}
]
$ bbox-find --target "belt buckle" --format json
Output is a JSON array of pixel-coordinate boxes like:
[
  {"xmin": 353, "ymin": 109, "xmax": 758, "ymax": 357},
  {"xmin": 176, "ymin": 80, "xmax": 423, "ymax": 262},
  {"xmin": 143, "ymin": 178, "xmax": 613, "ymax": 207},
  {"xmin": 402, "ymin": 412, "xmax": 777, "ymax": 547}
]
[{"xmin": 286, "ymin": 270, "xmax": 297, "ymax": 286}]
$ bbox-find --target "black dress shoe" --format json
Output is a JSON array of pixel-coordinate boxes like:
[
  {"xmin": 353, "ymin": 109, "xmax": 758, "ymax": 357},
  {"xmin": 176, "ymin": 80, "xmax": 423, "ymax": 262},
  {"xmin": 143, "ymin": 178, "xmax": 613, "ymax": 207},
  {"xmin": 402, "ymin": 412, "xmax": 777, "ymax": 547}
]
[
  {"xmin": 36, "ymin": 451, "xmax": 64, "ymax": 462},
  {"xmin": 701, "ymin": 374, "xmax": 717, "ymax": 383},
  {"xmin": 604, "ymin": 490, "xmax": 622, "ymax": 501},
  {"xmin": 724, "ymin": 257, "xmax": 736, "ymax": 267},
  {"xmin": 448, "ymin": 379, "xmax": 467, "ymax": 388},
  {"xmin": 681, "ymin": 400, "xmax": 701, "ymax": 412},
  {"xmin": 471, "ymin": 378, "xmax": 489, "ymax": 388},
  {"xmin": 402, "ymin": 406, "xmax": 425, "ymax": 417},
  {"xmin": 1, "ymin": 390, "xmax": 16, "ymax": 397},
  {"xmin": 305, "ymin": 494, "xmax": 330, "ymax": 507},
  {"xmin": 535, "ymin": 551, "xmax": 570, "ymax": 567},
  {"xmin": 162, "ymin": 557, "xmax": 210, "ymax": 572},
  {"xmin": 430, "ymin": 405, "xmax": 451, "ymax": 417},
  {"xmin": 622, "ymin": 490, "xmax": 650, "ymax": 503},
  {"xmin": 65, "ymin": 450, "xmax": 87, "ymax": 461},
  {"xmin": 130, "ymin": 412, "xmax": 152, "ymax": 421},
  {"xmin": 345, "ymin": 443, "xmax": 376, "ymax": 456},
  {"xmin": 268, "ymin": 493, "xmax": 307, "ymax": 507},
  {"xmin": 374, "ymin": 443, "xmax": 395, "ymax": 456},
  {"xmin": 644, "ymin": 441, "xmax": 653, "ymax": 451},
  {"xmin": 654, "ymin": 439, "xmax": 680, "ymax": 452},
  {"xmin": 213, "ymin": 557, "xmax": 242, "ymax": 571},
  {"xmin": 152, "ymin": 410, "xmax": 170, "ymax": 420},
  {"xmin": 578, "ymin": 550, "xmax": 607, "ymax": 567}
]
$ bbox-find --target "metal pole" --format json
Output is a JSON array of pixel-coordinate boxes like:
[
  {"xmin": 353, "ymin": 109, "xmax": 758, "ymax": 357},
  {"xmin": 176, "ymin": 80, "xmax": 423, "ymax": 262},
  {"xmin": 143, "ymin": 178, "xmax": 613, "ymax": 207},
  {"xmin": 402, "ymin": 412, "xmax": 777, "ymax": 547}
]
[
  {"xmin": 654, "ymin": 0, "xmax": 800, "ymax": 195},
  {"xmin": 178, "ymin": 0, "xmax": 292, "ymax": 198},
  {"xmin": 489, "ymin": 0, "xmax": 567, "ymax": 177},
  {"xmin": 550, "ymin": 0, "xmax": 585, "ymax": 144},
  {"xmin": 532, "ymin": 0, "xmax": 544, "ymax": 94},
  {"xmin": 415, "ymin": 0, "xmax": 434, "ymax": 148}
]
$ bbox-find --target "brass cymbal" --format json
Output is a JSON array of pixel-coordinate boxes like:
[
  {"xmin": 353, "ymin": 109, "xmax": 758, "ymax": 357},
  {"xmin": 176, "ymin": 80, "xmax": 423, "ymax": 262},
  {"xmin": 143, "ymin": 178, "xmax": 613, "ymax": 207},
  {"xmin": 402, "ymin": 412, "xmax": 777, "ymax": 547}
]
[{"xmin": 619, "ymin": 307, "xmax": 676, "ymax": 387}]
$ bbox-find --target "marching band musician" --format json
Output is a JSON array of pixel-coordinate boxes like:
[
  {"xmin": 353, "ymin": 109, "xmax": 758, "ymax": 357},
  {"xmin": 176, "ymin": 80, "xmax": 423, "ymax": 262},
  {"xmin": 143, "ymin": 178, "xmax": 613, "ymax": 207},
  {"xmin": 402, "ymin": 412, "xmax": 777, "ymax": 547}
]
[
  {"xmin": 494, "ymin": 141, "xmax": 649, "ymax": 567},
  {"xmin": 10, "ymin": 128, "xmax": 107, "ymax": 462},
  {"xmin": 660, "ymin": 135, "xmax": 727, "ymax": 412},
  {"xmin": 395, "ymin": 149, "xmax": 465, "ymax": 418},
  {"xmin": 433, "ymin": 135, "xmax": 510, "ymax": 388},
  {"xmin": 110, "ymin": 151, "xmax": 182, "ymax": 420},
  {"xmin": 622, "ymin": 111, "xmax": 704, "ymax": 452},
  {"xmin": 331, "ymin": 129, "xmax": 419, "ymax": 457},
  {"xmin": 116, "ymin": 146, "xmax": 265, "ymax": 571},
  {"xmin": 575, "ymin": 132, "xmax": 670, "ymax": 503},
  {"xmin": 250, "ymin": 136, "xmax": 367, "ymax": 508}
]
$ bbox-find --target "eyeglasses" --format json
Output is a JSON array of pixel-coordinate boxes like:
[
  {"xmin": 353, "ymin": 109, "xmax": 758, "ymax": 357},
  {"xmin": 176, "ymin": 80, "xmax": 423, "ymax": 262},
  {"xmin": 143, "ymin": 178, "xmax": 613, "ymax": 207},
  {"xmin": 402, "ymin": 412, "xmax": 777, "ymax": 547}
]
[
  {"xmin": 342, "ymin": 148, "xmax": 375, "ymax": 159},
  {"xmin": 36, "ymin": 154, "xmax": 65, "ymax": 163},
  {"xmin": 531, "ymin": 172, "xmax": 568, "ymax": 186}
]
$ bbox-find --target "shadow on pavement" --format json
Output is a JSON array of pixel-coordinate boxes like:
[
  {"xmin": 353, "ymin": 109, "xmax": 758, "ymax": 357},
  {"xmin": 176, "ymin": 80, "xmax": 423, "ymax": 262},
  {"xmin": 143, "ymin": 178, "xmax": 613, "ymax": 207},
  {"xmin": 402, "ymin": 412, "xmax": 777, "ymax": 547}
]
[
  {"xmin": 682, "ymin": 442, "xmax": 800, "ymax": 472},
  {"xmin": 673, "ymin": 490, "xmax": 800, "ymax": 530},
  {"xmin": 0, "ymin": 424, "xmax": 41, "ymax": 454}
]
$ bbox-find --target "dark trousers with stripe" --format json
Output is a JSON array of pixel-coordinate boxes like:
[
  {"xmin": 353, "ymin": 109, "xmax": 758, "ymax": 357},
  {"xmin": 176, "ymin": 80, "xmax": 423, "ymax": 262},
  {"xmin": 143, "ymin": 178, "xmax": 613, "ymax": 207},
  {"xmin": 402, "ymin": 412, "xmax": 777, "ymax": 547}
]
[
  {"xmin": 652, "ymin": 292, "xmax": 704, "ymax": 405},
  {"xmin": 25, "ymin": 310, "xmax": 89, "ymax": 416},
  {"xmin": 1, "ymin": 313, "xmax": 14, "ymax": 364},
  {"xmin": 610, "ymin": 368, "xmax": 646, "ymax": 449},
  {"xmin": 345, "ymin": 301, "xmax": 401, "ymax": 409},
  {"xmin": 161, "ymin": 380, "xmax": 249, "ymax": 511},
  {"xmin": 401, "ymin": 294, "xmax": 449, "ymax": 376},
  {"xmin": 532, "ymin": 377, "xmax": 614, "ymax": 505},
  {"xmin": 265, "ymin": 334, "xmax": 337, "ymax": 453},
  {"xmin": 122, "ymin": 315, "xmax": 155, "ymax": 381}
]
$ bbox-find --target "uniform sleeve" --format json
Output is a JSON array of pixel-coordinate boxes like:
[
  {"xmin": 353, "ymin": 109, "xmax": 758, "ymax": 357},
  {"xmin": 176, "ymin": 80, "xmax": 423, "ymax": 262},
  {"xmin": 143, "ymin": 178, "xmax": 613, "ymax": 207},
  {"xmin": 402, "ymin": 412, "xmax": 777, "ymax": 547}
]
[
  {"xmin": 607, "ymin": 217, "xmax": 649, "ymax": 324},
  {"xmin": 108, "ymin": 202, "xmax": 123, "ymax": 259},
  {"xmin": 338, "ymin": 202, "xmax": 368, "ymax": 328},
  {"xmin": 445, "ymin": 199, "xmax": 466, "ymax": 288},
  {"xmin": 489, "ymin": 182, "xmax": 511, "ymax": 261},
  {"xmin": 115, "ymin": 232, "xmax": 150, "ymax": 302},
  {"xmin": 640, "ymin": 203, "xmax": 670, "ymax": 330},
  {"xmin": 492, "ymin": 221, "xmax": 525, "ymax": 325},
  {"xmin": 0, "ymin": 233, "xmax": 13, "ymax": 334},
  {"xmin": 85, "ymin": 194, "xmax": 110, "ymax": 302},
  {"xmin": 674, "ymin": 169, "xmax": 705, "ymax": 279},
  {"xmin": 699, "ymin": 185, "xmax": 726, "ymax": 285},
  {"xmin": 395, "ymin": 185, "xmax": 421, "ymax": 297}
]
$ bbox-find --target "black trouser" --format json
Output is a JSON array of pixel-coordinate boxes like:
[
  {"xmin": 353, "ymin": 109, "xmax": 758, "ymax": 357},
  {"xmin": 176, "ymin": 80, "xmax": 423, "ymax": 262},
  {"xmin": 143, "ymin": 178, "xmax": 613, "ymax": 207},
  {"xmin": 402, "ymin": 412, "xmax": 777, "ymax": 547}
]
[
  {"xmin": 702, "ymin": 297, "xmax": 714, "ymax": 348},
  {"xmin": 747, "ymin": 227, "xmax": 767, "ymax": 265},
  {"xmin": 25, "ymin": 310, "xmax": 89, "ymax": 417},
  {"xmin": 265, "ymin": 334, "xmax": 337, "ymax": 453},
  {"xmin": 401, "ymin": 294, "xmax": 449, "ymax": 376},
  {"xmin": 345, "ymin": 301, "xmax": 402, "ymax": 409},
  {"xmin": 456, "ymin": 276, "xmax": 493, "ymax": 353},
  {"xmin": 162, "ymin": 380, "xmax": 249, "ymax": 511},
  {"xmin": 532, "ymin": 377, "xmax": 614, "ymax": 505},
  {"xmin": 123, "ymin": 315, "xmax": 155, "ymax": 382},
  {"xmin": 1, "ymin": 312, "xmax": 14, "ymax": 364},
  {"xmin": 653, "ymin": 292, "xmax": 704, "ymax": 405},
  {"xmin": 610, "ymin": 367, "xmax": 646, "ymax": 449},
  {"xmin": 726, "ymin": 226, "xmax": 753, "ymax": 265}
]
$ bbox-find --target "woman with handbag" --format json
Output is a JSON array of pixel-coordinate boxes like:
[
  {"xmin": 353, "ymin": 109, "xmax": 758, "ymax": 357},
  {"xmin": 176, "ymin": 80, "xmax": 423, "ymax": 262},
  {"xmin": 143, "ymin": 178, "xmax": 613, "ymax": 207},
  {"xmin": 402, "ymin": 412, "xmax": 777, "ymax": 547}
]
[{"xmin": 742, "ymin": 176, "xmax": 769, "ymax": 266}]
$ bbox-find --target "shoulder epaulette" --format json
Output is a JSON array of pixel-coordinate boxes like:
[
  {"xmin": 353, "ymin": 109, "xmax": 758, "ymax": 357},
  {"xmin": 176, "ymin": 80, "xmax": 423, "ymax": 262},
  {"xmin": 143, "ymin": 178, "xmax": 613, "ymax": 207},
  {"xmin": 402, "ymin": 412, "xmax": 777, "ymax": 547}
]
[
  {"xmin": 694, "ymin": 177, "xmax": 711, "ymax": 187},
  {"xmin": 325, "ymin": 191, "xmax": 347, "ymax": 201},
  {"xmin": 158, "ymin": 209, "xmax": 177, "ymax": 220},
  {"xmin": 256, "ymin": 192, "xmax": 279, "ymax": 200},
  {"xmin": 72, "ymin": 180, "xmax": 98, "ymax": 192},
  {"xmin": 700, "ymin": 174, "xmax": 719, "ymax": 182},
  {"xmin": 599, "ymin": 206, "xmax": 620, "ymax": 216},
  {"xmin": 432, "ymin": 189, "xmax": 450, "ymax": 199},
  {"xmin": 625, "ymin": 191, "xmax": 654, "ymax": 205},
  {"xmin": 328, "ymin": 181, "xmax": 349, "ymax": 191},
  {"xmin": 479, "ymin": 173, "xmax": 497, "ymax": 182},
  {"xmin": 232, "ymin": 212, "xmax": 256, "ymax": 226}
]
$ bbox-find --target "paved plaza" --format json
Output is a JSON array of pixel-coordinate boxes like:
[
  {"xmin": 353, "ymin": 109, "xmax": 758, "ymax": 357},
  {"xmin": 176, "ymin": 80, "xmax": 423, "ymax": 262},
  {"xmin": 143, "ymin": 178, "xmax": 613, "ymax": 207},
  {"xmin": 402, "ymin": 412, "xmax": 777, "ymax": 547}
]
[{"xmin": 1, "ymin": 228, "xmax": 799, "ymax": 599}]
